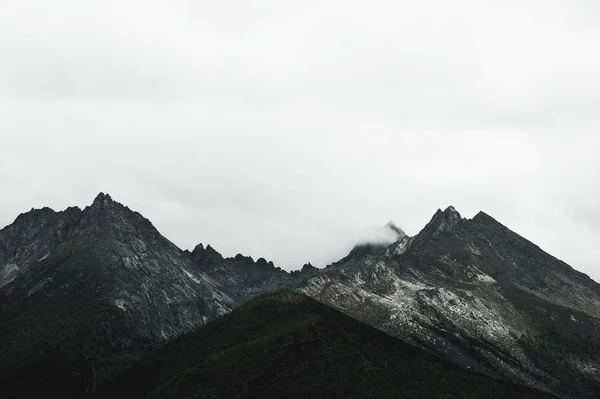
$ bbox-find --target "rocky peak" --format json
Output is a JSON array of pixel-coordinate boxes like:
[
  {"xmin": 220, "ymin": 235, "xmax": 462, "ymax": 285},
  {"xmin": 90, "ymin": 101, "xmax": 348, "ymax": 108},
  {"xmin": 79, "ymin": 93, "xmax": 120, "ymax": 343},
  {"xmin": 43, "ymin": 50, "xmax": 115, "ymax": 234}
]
[
  {"xmin": 436, "ymin": 206, "xmax": 462, "ymax": 228},
  {"xmin": 85, "ymin": 193, "xmax": 122, "ymax": 217},
  {"xmin": 86, "ymin": 192, "xmax": 130, "ymax": 219},
  {"xmin": 230, "ymin": 254, "xmax": 280, "ymax": 271},
  {"xmin": 291, "ymin": 262, "xmax": 319, "ymax": 277},
  {"xmin": 301, "ymin": 262, "xmax": 317, "ymax": 273},
  {"xmin": 256, "ymin": 257, "xmax": 277, "ymax": 269},
  {"xmin": 418, "ymin": 205, "xmax": 463, "ymax": 240},
  {"xmin": 333, "ymin": 243, "xmax": 388, "ymax": 267},
  {"xmin": 471, "ymin": 210, "xmax": 500, "ymax": 226},
  {"xmin": 91, "ymin": 192, "xmax": 114, "ymax": 207},
  {"xmin": 191, "ymin": 243, "xmax": 224, "ymax": 266},
  {"xmin": 234, "ymin": 254, "xmax": 254, "ymax": 264},
  {"xmin": 88, "ymin": 193, "xmax": 143, "ymax": 215},
  {"xmin": 385, "ymin": 222, "xmax": 407, "ymax": 239},
  {"xmin": 8, "ymin": 207, "xmax": 57, "ymax": 233},
  {"xmin": 81, "ymin": 193, "xmax": 159, "ymax": 242}
]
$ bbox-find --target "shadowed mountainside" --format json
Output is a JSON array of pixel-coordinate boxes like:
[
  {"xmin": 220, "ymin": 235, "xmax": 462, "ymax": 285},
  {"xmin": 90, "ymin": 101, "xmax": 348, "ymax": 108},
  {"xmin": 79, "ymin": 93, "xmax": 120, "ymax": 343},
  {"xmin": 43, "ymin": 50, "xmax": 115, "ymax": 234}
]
[{"xmin": 97, "ymin": 291, "xmax": 556, "ymax": 399}]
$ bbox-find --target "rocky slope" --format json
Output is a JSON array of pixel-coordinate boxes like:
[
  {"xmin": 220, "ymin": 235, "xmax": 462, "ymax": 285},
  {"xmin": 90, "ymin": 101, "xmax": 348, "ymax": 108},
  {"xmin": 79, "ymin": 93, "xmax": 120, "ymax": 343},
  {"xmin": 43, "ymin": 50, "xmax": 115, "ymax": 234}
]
[
  {"xmin": 0, "ymin": 193, "xmax": 316, "ymax": 397},
  {"xmin": 301, "ymin": 207, "xmax": 600, "ymax": 399},
  {"xmin": 0, "ymin": 193, "xmax": 241, "ymax": 396},
  {"xmin": 0, "ymin": 193, "xmax": 235, "ymax": 339},
  {"xmin": 97, "ymin": 291, "xmax": 555, "ymax": 399}
]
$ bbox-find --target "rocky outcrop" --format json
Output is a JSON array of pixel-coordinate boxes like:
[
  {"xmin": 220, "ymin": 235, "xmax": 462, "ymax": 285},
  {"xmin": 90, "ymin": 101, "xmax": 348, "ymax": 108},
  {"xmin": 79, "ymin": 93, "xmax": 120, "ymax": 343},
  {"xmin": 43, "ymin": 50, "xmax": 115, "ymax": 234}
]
[{"xmin": 189, "ymin": 245, "xmax": 316, "ymax": 303}]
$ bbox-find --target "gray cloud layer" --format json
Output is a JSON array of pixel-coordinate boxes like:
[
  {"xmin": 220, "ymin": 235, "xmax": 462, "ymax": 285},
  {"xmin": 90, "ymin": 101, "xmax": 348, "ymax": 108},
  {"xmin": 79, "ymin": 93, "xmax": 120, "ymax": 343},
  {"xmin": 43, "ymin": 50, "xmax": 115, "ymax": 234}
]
[{"xmin": 1, "ymin": 1, "xmax": 599, "ymax": 278}]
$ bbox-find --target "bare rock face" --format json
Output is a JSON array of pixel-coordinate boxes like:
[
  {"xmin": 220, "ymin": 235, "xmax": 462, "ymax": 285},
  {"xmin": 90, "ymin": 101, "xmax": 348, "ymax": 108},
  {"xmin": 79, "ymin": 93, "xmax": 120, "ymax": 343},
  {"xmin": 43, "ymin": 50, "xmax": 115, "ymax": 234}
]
[
  {"xmin": 0, "ymin": 192, "xmax": 319, "ymax": 365},
  {"xmin": 301, "ymin": 207, "xmax": 600, "ymax": 399},
  {"xmin": 0, "ymin": 194, "xmax": 236, "ymax": 347}
]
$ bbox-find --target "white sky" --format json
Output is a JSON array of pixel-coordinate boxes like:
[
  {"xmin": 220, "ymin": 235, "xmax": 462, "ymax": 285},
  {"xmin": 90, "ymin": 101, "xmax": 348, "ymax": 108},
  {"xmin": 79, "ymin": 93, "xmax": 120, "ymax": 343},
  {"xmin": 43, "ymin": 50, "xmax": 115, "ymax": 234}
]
[{"xmin": 1, "ymin": 0, "xmax": 599, "ymax": 279}]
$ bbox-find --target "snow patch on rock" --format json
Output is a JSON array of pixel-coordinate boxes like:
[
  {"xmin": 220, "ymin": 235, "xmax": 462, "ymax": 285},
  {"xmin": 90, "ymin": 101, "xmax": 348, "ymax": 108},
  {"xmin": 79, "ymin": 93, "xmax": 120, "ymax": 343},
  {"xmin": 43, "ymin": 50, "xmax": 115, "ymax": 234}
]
[
  {"xmin": 38, "ymin": 252, "xmax": 51, "ymax": 262},
  {"xmin": 0, "ymin": 263, "xmax": 20, "ymax": 288},
  {"xmin": 475, "ymin": 273, "xmax": 496, "ymax": 283},
  {"xmin": 182, "ymin": 269, "xmax": 202, "ymax": 284},
  {"xmin": 388, "ymin": 236, "xmax": 414, "ymax": 256},
  {"xmin": 114, "ymin": 299, "xmax": 127, "ymax": 311},
  {"xmin": 468, "ymin": 244, "xmax": 481, "ymax": 256}
]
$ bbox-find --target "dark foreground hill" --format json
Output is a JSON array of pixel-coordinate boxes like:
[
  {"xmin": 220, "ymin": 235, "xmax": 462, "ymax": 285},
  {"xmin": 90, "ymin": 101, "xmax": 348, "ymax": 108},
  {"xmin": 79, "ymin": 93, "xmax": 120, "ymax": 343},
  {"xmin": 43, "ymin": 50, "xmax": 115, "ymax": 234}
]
[{"xmin": 97, "ymin": 291, "xmax": 555, "ymax": 399}]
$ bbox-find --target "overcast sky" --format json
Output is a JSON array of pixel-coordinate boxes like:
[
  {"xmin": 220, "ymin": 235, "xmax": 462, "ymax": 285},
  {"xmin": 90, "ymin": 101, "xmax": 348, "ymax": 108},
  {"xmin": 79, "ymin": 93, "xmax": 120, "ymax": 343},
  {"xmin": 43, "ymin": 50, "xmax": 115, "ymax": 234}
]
[{"xmin": 1, "ymin": 1, "xmax": 599, "ymax": 279}]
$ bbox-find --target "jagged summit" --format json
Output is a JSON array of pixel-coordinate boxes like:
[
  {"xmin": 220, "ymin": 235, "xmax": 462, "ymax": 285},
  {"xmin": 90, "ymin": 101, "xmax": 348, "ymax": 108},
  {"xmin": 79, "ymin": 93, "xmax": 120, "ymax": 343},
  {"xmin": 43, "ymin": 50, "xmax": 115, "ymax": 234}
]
[
  {"xmin": 334, "ymin": 207, "xmax": 466, "ymax": 266},
  {"xmin": 0, "ymin": 192, "xmax": 236, "ymax": 337},
  {"xmin": 88, "ymin": 192, "xmax": 125, "ymax": 212},
  {"xmin": 79, "ymin": 193, "xmax": 163, "ymax": 243},
  {"xmin": 9, "ymin": 206, "xmax": 57, "ymax": 228},
  {"xmin": 437, "ymin": 205, "xmax": 462, "ymax": 220},
  {"xmin": 301, "ymin": 262, "xmax": 317, "ymax": 272},
  {"xmin": 190, "ymin": 242, "xmax": 317, "ymax": 276},
  {"xmin": 416, "ymin": 205, "xmax": 464, "ymax": 241},
  {"xmin": 190, "ymin": 243, "xmax": 225, "ymax": 267},
  {"xmin": 385, "ymin": 221, "xmax": 406, "ymax": 238},
  {"xmin": 192, "ymin": 243, "xmax": 220, "ymax": 255},
  {"xmin": 87, "ymin": 192, "xmax": 122, "ymax": 214},
  {"xmin": 472, "ymin": 210, "xmax": 500, "ymax": 224},
  {"xmin": 93, "ymin": 192, "xmax": 113, "ymax": 204}
]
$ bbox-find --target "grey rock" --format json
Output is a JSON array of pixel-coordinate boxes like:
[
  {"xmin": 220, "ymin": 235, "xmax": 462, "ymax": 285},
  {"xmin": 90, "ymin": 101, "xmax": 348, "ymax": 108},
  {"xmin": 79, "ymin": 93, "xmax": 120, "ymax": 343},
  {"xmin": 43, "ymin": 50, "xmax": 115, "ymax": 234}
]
[
  {"xmin": 300, "ymin": 207, "xmax": 600, "ymax": 399},
  {"xmin": 0, "ymin": 193, "xmax": 236, "ymax": 343}
]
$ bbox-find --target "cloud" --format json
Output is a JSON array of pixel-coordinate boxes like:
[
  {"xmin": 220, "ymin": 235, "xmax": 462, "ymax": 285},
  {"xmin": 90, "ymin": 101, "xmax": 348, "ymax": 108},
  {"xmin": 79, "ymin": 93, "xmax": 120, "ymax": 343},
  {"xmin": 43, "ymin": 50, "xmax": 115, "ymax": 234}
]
[
  {"xmin": 355, "ymin": 222, "xmax": 405, "ymax": 246},
  {"xmin": 0, "ymin": 0, "xmax": 599, "ymax": 279}
]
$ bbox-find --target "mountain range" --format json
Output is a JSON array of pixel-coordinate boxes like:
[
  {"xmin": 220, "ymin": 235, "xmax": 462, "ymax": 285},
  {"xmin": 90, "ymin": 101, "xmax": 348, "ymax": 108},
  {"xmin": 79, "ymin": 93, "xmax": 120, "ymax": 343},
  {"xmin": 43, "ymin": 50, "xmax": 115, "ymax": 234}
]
[{"xmin": 1, "ymin": 193, "xmax": 599, "ymax": 398}]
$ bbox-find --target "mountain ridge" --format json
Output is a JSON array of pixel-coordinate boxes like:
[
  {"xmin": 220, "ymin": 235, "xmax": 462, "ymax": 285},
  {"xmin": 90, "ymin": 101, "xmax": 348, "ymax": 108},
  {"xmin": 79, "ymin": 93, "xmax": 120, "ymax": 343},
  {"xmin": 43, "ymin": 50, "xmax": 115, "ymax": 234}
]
[
  {"xmin": 2, "ymin": 193, "xmax": 600, "ymax": 398},
  {"xmin": 301, "ymin": 204, "xmax": 600, "ymax": 398},
  {"xmin": 1, "ymin": 193, "xmax": 319, "ymax": 276}
]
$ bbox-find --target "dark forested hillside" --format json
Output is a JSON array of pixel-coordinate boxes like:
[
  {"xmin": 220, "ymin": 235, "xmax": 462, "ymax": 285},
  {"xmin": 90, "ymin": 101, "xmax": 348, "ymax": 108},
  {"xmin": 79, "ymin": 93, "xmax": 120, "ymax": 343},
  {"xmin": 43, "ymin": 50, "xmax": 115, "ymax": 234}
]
[{"xmin": 97, "ymin": 291, "xmax": 556, "ymax": 399}]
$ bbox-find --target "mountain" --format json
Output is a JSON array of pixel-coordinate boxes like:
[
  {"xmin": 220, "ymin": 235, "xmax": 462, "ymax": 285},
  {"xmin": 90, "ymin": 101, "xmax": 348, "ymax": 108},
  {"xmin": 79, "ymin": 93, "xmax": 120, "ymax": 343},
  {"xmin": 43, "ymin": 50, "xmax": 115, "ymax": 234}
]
[
  {"xmin": 301, "ymin": 206, "xmax": 600, "ymax": 399},
  {"xmin": 0, "ymin": 193, "xmax": 238, "ymax": 397},
  {"xmin": 2, "ymin": 194, "xmax": 599, "ymax": 398},
  {"xmin": 97, "ymin": 290, "xmax": 555, "ymax": 399},
  {"xmin": 0, "ymin": 193, "xmax": 317, "ymax": 398}
]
